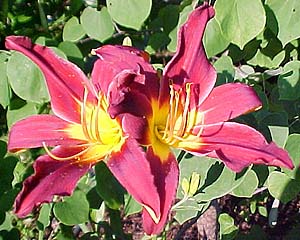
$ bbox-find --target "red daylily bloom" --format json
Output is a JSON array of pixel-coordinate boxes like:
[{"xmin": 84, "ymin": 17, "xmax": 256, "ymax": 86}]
[
  {"xmin": 93, "ymin": 3, "xmax": 294, "ymax": 234},
  {"xmin": 5, "ymin": 36, "xmax": 163, "ymax": 230}
]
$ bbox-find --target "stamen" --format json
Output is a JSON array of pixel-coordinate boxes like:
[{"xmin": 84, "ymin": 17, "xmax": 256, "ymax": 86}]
[
  {"xmin": 89, "ymin": 107, "xmax": 97, "ymax": 142},
  {"xmin": 196, "ymin": 114, "xmax": 205, "ymax": 138},
  {"xmin": 162, "ymin": 82, "xmax": 174, "ymax": 140},
  {"xmin": 177, "ymin": 83, "xmax": 192, "ymax": 137},
  {"xmin": 81, "ymin": 87, "xmax": 93, "ymax": 141},
  {"xmin": 95, "ymin": 93, "xmax": 103, "ymax": 143},
  {"xmin": 42, "ymin": 142, "xmax": 91, "ymax": 161}
]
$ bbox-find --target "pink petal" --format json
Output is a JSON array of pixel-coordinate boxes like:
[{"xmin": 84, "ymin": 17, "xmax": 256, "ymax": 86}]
[
  {"xmin": 121, "ymin": 114, "xmax": 150, "ymax": 145},
  {"xmin": 92, "ymin": 45, "xmax": 159, "ymax": 99},
  {"xmin": 142, "ymin": 147, "xmax": 179, "ymax": 235},
  {"xmin": 200, "ymin": 83, "xmax": 262, "ymax": 124},
  {"xmin": 107, "ymin": 139, "xmax": 161, "ymax": 230},
  {"xmin": 107, "ymin": 69, "xmax": 153, "ymax": 118},
  {"xmin": 161, "ymin": 4, "xmax": 216, "ymax": 106},
  {"xmin": 5, "ymin": 36, "xmax": 94, "ymax": 123},
  {"xmin": 14, "ymin": 147, "xmax": 91, "ymax": 217},
  {"xmin": 190, "ymin": 122, "xmax": 293, "ymax": 172},
  {"xmin": 8, "ymin": 115, "xmax": 83, "ymax": 151}
]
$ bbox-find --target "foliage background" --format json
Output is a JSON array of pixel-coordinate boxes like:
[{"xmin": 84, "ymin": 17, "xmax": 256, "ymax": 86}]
[{"xmin": 0, "ymin": 0, "xmax": 300, "ymax": 239}]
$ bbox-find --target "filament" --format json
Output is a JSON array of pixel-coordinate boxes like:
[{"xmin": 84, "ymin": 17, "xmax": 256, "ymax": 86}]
[
  {"xmin": 81, "ymin": 87, "xmax": 93, "ymax": 142},
  {"xmin": 159, "ymin": 82, "xmax": 205, "ymax": 146},
  {"xmin": 42, "ymin": 142, "xmax": 92, "ymax": 161}
]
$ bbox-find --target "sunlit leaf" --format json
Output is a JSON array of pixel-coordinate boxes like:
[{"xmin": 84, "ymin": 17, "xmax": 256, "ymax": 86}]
[
  {"xmin": 106, "ymin": 0, "xmax": 152, "ymax": 30},
  {"xmin": 231, "ymin": 170, "xmax": 258, "ymax": 198},
  {"xmin": 7, "ymin": 52, "xmax": 49, "ymax": 103},
  {"xmin": 124, "ymin": 194, "xmax": 142, "ymax": 217},
  {"xmin": 80, "ymin": 7, "xmax": 114, "ymax": 42},
  {"xmin": 204, "ymin": 18, "xmax": 230, "ymax": 58},
  {"xmin": 267, "ymin": 171, "xmax": 300, "ymax": 203},
  {"xmin": 6, "ymin": 102, "xmax": 38, "ymax": 129},
  {"xmin": 266, "ymin": 0, "xmax": 300, "ymax": 46},
  {"xmin": 0, "ymin": 53, "xmax": 11, "ymax": 108},
  {"xmin": 37, "ymin": 204, "xmax": 51, "ymax": 230},
  {"xmin": 215, "ymin": 0, "xmax": 266, "ymax": 49},
  {"xmin": 278, "ymin": 60, "xmax": 300, "ymax": 100},
  {"xmin": 247, "ymin": 50, "xmax": 285, "ymax": 68},
  {"xmin": 54, "ymin": 190, "xmax": 89, "ymax": 225},
  {"xmin": 283, "ymin": 134, "xmax": 300, "ymax": 179},
  {"xmin": 213, "ymin": 55, "xmax": 235, "ymax": 86},
  {"xmin": 62, "ymin": 16, "xmax": 85, "ymax": 42},
  {"xmin": 218, "ymin": 213, "xmax": 238, "ymax": 240}
]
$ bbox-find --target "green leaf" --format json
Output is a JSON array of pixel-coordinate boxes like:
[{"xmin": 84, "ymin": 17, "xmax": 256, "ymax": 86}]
[
  {"xmin": 283, "ymin": 134, "xmax": 300, "ymax": 179},
  {"xmin": 266, "ymin": 0, "xmax": 300, "ymax": 46},
  {"xmin": 56, "ymin": 224, "xmax": 75, "ymax": 240},
  {"xmin": 0, "ymin": 156, "xmax": 18, "ymax": 195},
  {"xmin": 231, "ymin": 170, "xmax": 258, "ymax": 198},
  {"xmin": 124, "ymin": 194, "xmax": 142, "ymax": 217},
  {"xmin": 250, "ymin": 201, "xmax": 257, "ymax": 214},
  {"xmin": 7, "ymin": 52, "xmax": 50, "ymax": 103},
  {"xmin": 258, "ymin": 206, "xmax": 268, "ymax": 217},
  {"xmin": 0, "ymin": 141, "xmax": 7, "ymax": 159},
  {"xmin": 86, "ymin": 187, "xmax": 103, "ymax": 209},
  {"xmin": 90, "ymin": 202, "xmax": 105, "ymax": 223},
  {"xmin": 195, "ymin": 164, "xmax": 250, "ymax": 202},
  {"xmin": 158, "ymin": 5, "xmax": 180, "ymax": 34},
  {"xmin": 0, "ymin": 188, "xmax": 18, "ymax": 212},
  {"xmin": 0, "ymin": 228, "xmax": 19, "ymax": 240},
  {"xmin": 95, "ymin": 162, "xmax": 125, "ymax": 209},
  {"xmin": 267, "ymin": 171, "xmax": 300, "ymax": 203},
  {"xmin": 247, "ymin": 50, "xmax": 285, "ymax": 68},
  {"xmin": 145, "ymin": 32, "xmax": 170, "ymax": 54},
  {"xmin": 168, "ymin": 4, "xmax": 194, "ymax": 52},
  {"xmin": 80, "ymin": 7, "xmax": 114, "ymax": 42},
  {"xmin": 178, "ymin": 155, "xmax": 217, "ymax": 198},
  {"xmin": 215, "ymin": 0, "xmax": 266, "ymax": 49},
  {"xmin": 6, "ymin": 102, "xmax": 38, "ymax": 129},
  {"xmin": 213, "ymin": 55, "xmax": 235, "ymax": 86},
  {"xmin": 204, "ymin": 18, "xmax": 230, "ymax": 58},
  {"xmin": 106, "ymin": 0, "xmax": 152, "ymax": 30},
  {"xmin": 218, "ymin": 213, "xmax": 238, "ymax": 240},
  {"xmin": 268, "ymin": 125, "xmax": 289, "ymax": 147},
  {"xmin": 0, "ymin": 55, "xmax": 11, "ymax": 108},
  {"xmin": 58, "ymin": 41, "xmax": 84, "ymax": 69},
  {"xmin": 174, "ymin": 200, "xmax": 208, "ymax": 225},
  {"xmin": 37, "ymin": 204, "xmax": 51, "ymax": 230},
  {"xmin": 54, "ymin": 190, "xmax": 89, "ymax": 225},
  {"xmin": 278, "ymin": 60, "xmax": 300, "ymax": 100},
  {"xmin": 63, "ymin": 16, "xmax": 85, "ymax": 42}
]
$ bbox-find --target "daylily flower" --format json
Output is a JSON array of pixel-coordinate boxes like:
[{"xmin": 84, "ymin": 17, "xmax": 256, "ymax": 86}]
[
  {"xmin": 5, "ymin": 36, "xmax": 164, "ymax": 233},
  {"xmin": 93, "ymin": 3, "xmax": 294, "ymax": 234}
]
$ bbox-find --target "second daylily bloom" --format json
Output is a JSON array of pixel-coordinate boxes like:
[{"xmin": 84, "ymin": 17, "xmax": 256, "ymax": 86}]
[
  {"xmin": 93, "ymin": 3, "xmax": 294, "ymax": 234},
  {"xmin": 5, "ymin": 36, "xmax": 163, "ymax": 233}
]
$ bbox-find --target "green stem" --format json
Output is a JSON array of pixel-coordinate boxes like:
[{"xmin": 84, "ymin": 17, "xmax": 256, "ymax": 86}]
[
  {"xmin": 107, "ymin": 208, "xmax": 126, "ymax": 239},
  {"xmin": 37, "ymin": 0, "xmax": 48, "ymax": 31},
  {"xmin": 177, "ymin": 150, "xmax": 186, "ymax": 163}
]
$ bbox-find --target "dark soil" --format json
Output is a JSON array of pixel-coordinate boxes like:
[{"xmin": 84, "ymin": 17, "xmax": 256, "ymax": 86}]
[{"xmin": 122, "ymin": 194, "xmax": 300, "ymax": 240}]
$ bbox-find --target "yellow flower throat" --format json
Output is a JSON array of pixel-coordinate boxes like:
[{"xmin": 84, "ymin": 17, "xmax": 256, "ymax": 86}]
[{"xmin": 43, "ymin": 88, "xmax": 125, "ymax": 163}]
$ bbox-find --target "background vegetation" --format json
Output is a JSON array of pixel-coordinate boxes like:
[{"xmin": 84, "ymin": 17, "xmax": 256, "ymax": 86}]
[{"xmin": 0, "ymin": 0, "xmax": 300, "ymax": 239}]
